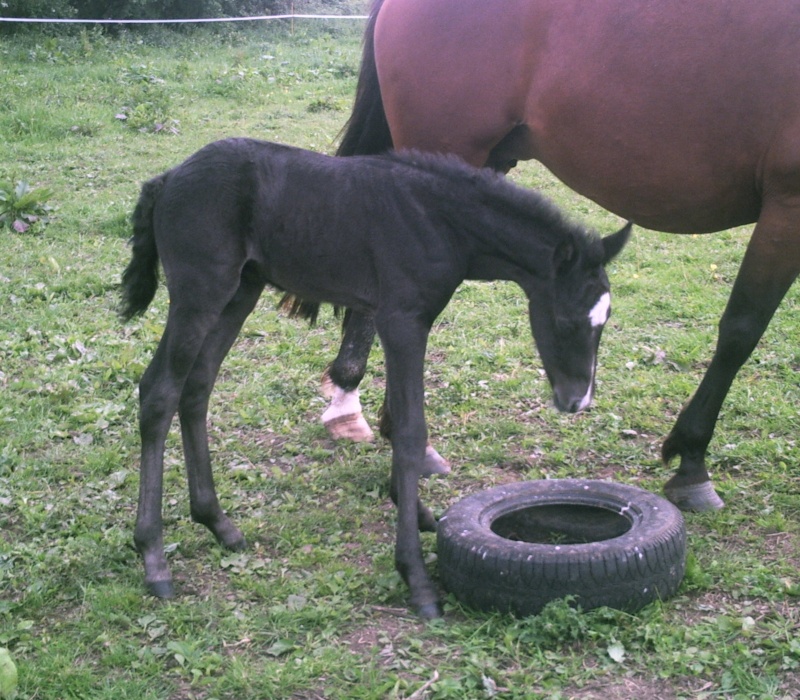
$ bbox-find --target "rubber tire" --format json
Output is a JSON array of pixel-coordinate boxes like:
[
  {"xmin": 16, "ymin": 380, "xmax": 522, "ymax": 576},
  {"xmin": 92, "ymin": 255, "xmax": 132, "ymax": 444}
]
[{"xmin": 437, "ymin": 479, "xmax": 686, "ymax": 616}]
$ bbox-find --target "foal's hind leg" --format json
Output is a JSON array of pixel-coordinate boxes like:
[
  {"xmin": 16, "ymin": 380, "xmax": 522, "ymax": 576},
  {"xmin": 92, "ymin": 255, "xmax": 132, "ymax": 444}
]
[
  {"xmin": 663, "ymin": 198, "xmax": 800, "ymax": 510},
  {"xmin": 178, "ymin": 267, "xmax": 264, "ymax": 553},
  {"xmin": 322, "ymin": 311, "xmax": 450, "ymax": 474},
  {"xmin": 321, "ymin": 310, "xmax": 376, "ymax": 441},
  {"xmin": 135, "ymin": 304, "xmax": 225, "ymax": 597}
]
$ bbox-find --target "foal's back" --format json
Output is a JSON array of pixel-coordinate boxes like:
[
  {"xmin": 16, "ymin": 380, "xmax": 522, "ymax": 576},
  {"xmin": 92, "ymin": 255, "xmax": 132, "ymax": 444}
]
[{"xmin": 153, "ymin": 139, "xmax": 472, "ymax": 314}]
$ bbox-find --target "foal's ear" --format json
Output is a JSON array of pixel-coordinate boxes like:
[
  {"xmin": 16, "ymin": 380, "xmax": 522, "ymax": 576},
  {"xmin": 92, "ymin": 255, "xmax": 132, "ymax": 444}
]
[
  {"xmin": 601, "ymin": 222, "xmax": 633, "ymax": 264},
  {"xmin": 553, "ymin": 238, "xmax": 578, "ymax": 275}
]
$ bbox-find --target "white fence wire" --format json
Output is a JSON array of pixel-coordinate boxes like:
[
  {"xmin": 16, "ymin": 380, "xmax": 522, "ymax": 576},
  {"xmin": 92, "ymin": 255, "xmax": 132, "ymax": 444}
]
[{"xmin": 0, "ymin": 14, "xmax": 367, "ymax": 24}]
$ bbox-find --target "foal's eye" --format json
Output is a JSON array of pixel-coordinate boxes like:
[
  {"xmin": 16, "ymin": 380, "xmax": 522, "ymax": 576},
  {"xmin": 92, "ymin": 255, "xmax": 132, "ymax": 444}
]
[{"xmin": 555, "ymin": 316, "xmax": 586, "ymax": 334}]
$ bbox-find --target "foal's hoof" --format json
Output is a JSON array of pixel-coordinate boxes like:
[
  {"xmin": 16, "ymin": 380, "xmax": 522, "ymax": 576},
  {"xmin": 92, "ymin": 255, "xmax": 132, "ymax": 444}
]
[
  {"xmin": 224, "ymin": 535, "xmax": 248, "ymax": 552},
  {"xmin": 418, "ymin": 506, "xmax": 437, "ymax": 533},
  {"xmin": 415, "ymin": 601, "xmax": 444, "ymax": 620},
  {"xmin": 146, "ymin": 579, "xmax": 176, "ymax": 599},
  {"xmin": 664, "ymin": 480, "xmax": 725, "ymax": 512},
  {"xmin": 421, "ymin": 445, "xmax": 450, "ymax": 476},
  {"xmin": 323, "ymin": 413, "xmax": 375, "ymax": 442}
]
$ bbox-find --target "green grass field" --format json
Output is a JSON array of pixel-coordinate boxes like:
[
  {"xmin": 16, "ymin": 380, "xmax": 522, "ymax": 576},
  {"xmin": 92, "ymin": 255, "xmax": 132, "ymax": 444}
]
[{"xmin": 1, "ymin": 21, "xmax": 799, "ymax": 700}]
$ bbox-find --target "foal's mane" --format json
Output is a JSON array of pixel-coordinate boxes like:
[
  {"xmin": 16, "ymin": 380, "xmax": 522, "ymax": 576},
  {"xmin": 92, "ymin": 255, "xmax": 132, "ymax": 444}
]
[{"xmin": 385, "ymin": 149, "xmax": 599, "ymax": 256}]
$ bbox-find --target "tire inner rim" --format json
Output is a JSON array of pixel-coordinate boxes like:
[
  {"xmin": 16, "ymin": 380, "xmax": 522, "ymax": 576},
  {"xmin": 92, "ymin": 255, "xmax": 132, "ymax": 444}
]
[{"xmin": 490, "ymin": 503, "xmax": 634, "ymax": 545}]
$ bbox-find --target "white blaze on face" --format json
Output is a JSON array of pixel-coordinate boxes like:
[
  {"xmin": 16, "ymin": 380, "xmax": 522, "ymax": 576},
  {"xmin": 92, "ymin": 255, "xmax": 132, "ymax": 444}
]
[
  {"xmin": 573, "ymin": 292, "xmax": 610, "ymax": 412},
  {"xmin": 589, "ymin": 292, "xmax": 611, "ymax": 328},
  {"xmin": 575, "ymin": 362, "xmax": 596, "ymax": 412}
]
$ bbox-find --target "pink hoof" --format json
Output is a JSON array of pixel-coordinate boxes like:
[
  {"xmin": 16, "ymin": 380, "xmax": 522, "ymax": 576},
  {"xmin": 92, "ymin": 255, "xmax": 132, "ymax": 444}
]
[
  {"xmin": 323, "ymin": 413, "xmax": 375, "ymax": 442},
  {"xmin": 321, "ymin": 382, "xmax": 374, "ymax": 442},
  {"xmin": 422, "ymin": 444, "xmax": 451, "ymax": 476}
]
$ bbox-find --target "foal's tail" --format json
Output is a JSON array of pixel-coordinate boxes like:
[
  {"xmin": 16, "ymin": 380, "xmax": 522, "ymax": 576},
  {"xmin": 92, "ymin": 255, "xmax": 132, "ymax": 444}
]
[
  {"xmin": 335, "ymin": 0, "xmax": 393, "ymax": 158},
  {"xmin": 119, "ymin": 175, "xmax": 166, "ymax": 321}
]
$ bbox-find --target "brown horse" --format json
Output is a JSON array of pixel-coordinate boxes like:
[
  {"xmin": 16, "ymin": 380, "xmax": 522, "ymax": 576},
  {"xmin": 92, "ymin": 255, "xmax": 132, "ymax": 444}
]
[{"xmin": 317, "ymin": 0, "xmax": 800, "ymax": 512}]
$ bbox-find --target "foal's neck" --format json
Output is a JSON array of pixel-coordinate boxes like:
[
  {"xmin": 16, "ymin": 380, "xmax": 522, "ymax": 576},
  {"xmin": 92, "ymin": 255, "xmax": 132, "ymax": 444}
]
[{"xmin": 459, "ymin": 206, "xmax": 566, "ymax": 283}]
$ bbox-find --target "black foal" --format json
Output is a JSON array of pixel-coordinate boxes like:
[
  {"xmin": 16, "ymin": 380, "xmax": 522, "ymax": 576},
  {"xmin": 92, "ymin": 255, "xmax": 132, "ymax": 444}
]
[{"xmin": 121, "ymin": 138, "xmax": 629, "ymax": 617}]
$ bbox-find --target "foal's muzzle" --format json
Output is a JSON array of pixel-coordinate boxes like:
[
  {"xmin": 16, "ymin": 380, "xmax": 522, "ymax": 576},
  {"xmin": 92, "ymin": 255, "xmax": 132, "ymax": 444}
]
[{"xmin": 552, "ymin": 380, "xmax": 594, "ymax": 414}]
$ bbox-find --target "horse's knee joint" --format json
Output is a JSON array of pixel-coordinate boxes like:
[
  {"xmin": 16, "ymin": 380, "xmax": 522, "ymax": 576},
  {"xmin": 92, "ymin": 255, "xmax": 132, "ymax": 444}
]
[
  {"xmin": 133, "ymin": 523, "xmax": 161, "ymax": 554},
  {"xmin": 717, "ymin": 316, "xmax": 762, "ymax": 362}
]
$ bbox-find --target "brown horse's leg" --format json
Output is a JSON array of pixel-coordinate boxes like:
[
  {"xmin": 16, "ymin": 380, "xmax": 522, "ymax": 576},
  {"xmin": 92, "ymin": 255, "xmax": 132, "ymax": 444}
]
[
  {"xmin": 376, "ymin": 313, "xmax": 442, "ymax": 618},
  {"xmin": 179, "ymin": 268, "xmax": 264, "ymax": 551},
  {"xmin": 663, "ymin": 198, "xmax": 800, "ymax": 510}
]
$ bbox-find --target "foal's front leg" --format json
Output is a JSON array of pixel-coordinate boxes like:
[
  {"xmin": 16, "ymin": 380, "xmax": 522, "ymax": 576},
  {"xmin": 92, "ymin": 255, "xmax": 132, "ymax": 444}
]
[
  {"xmin": 322, "ymin": 310, "xmax": 451, "ymax": 475},
  {"xmin": 378, "ymin": 315, "xmax": 442, "ymax": 618}
]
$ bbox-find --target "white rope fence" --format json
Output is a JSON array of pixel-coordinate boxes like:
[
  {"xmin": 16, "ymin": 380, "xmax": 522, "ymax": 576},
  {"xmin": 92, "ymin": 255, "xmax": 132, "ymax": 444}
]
[{"xmin": 0, "ymin": 14, "xmax": 368, "ymax": 24}]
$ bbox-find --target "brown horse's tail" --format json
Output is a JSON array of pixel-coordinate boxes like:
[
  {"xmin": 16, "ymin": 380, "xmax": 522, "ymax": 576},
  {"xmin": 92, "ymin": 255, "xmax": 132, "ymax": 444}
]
[
  {"xmin": 335, "ymin": 0, "xmax": 393, "ymax": 157},
  {"xmin": 119, "ymin": 174, "xmax": 166, "ymax": 321}
]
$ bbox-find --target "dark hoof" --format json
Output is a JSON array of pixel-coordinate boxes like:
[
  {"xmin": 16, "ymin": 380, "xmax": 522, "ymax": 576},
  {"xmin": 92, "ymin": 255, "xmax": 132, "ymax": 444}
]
[
  {"xmin": 418, "ymin": 506, "xmax": 437, "ymax": 533},
  {"xmin": 146, "ymin": 579, "xmax": 175, "ymax": 599},
  {"xmin": 225, "ymin": 536, "xmax": 248, "ymax": 552},
  {"xmin": 416, "ymin": 601, "xmax": 444, "ymax": 619},
  {"xmin": 209, "ymin": 520, "xmax": 246, "ymax": 550},
  {"xmin": 664, "ymin": 480, "xmax": 725, "ymax": 512}
]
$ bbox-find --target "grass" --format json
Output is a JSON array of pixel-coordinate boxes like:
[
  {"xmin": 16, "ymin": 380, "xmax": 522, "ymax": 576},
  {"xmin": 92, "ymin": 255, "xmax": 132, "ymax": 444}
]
[{"xmin": 1, "ymin": 17, "xmax": 799, "ymax": 700}]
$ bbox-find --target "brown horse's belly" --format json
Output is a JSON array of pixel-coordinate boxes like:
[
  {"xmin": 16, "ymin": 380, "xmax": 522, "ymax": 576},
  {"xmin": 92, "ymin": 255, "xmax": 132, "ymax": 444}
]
[
  {"xmin": 376, "ymin": 0, "xmax": 799, "ymax": 234},
  {"xmin": 529, "ymin": 128, "xmax": 763, "ymax": 233}
]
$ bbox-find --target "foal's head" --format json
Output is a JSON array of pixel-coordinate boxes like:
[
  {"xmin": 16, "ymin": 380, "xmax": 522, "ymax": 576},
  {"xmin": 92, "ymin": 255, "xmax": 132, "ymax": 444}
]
[
  {"xmin": 525, "ymin": 223, "xmax": 631, "ymax": 413},
  {"xmin": 385, "ymin": 149, "xmax": 630, "ymax": 414}
]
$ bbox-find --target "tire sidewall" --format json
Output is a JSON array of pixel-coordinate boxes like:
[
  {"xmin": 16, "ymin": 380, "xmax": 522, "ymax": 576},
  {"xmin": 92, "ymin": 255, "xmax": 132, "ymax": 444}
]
[{"xmin": 437, "ymin": 479, "xmax": 687, "ymax": 615}]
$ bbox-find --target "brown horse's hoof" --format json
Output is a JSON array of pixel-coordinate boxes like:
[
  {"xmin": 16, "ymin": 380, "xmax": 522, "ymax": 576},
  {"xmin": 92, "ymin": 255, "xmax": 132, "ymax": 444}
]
[
  {"xmin": 663, "ymin": 480, "xmax": 724, "ymax": 512},
  {"xmin": 323, "ymin": 412, "xmax": 375, "ymax": 442},
  {"xmin": 422, "ymin": 445, "xmax": 451, "ymax": 476}
]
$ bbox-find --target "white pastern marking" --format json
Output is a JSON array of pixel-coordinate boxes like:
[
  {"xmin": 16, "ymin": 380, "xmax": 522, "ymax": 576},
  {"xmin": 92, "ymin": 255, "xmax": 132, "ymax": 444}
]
[
  {"xmin": 588, "ymin": 292, "xmax": 611, "ymax": 327},
  {"xmin": 321, "ymin": 387, "xmax": 363, "ymax": 422}
]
